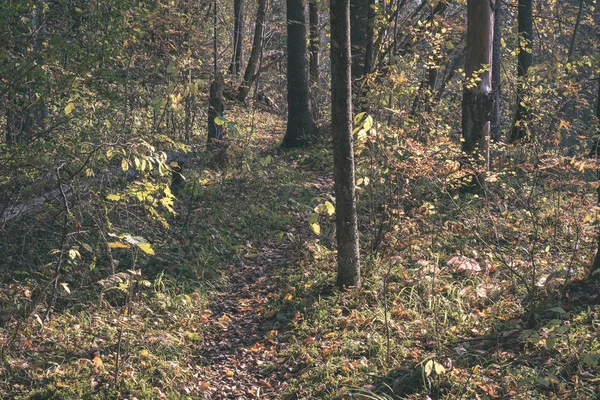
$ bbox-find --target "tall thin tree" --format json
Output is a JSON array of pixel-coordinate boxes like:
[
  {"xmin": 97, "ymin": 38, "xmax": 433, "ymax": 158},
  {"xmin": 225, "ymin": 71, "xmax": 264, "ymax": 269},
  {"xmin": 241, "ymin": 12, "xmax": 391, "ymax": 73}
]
[
  {"xmin": 462, "ymin": 0, "xmax": 494, "ymax": 171},
  {"xmin": 509, "ymin": 0, "xmax": 532, "ymax": 143},
  {"xmin": 491, "ymin": 0, "xmax": 502, "ymax": 141},
  {"xmin": 331, "ymin": 0, "xmax": 361, "ymax": 287},
  {"xmin": 230, "ymin": 0, "xmax": 245, "ymax": 77},
  {"xmin": 281, "ymin": 0, "xmax": 316, "ymax": 148}
]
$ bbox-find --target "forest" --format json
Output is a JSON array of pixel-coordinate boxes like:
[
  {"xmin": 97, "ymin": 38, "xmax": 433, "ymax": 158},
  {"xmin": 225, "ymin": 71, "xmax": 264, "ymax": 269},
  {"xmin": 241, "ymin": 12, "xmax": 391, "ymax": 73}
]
[{"xmin": 1, "ymin": 0, "xmax": 599, "ymax": 398}]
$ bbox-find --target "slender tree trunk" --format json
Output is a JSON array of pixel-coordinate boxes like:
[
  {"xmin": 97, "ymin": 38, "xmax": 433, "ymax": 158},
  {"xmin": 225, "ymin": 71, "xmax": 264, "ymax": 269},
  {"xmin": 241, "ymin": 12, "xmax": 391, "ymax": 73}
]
[
  {"xmin": 230, "ymin": 0, "xmax": 245, "ymax": 76},
  {"xmin": 309, "ymin": 0, "xmax": 320, "ymax": 119},
  {"xmin": 462, "ymin": 0, "xmax": 494, "ymax": 171},
  {"xmin": 207, "ymin": 73, "xmax": 225, "ymax": 162},
  {"xmin": 213, "ymin": 0, "xmax": 218, "ymax": 76},
  {"xmin": 238, "ymin": 0, "xmax": 268, "ymax": 103},
  {"xmin": 567, "ymin": 0, "xmax": 584, "ymax": 64},
  {"xmin": 350, "ymin": 0, "xmax": 368, "ymax": 85},
  {"xmin": 281, "ymin": 0, "xmax": 316, "ymax": 148},
  {"xmin": 591, "ymin": 78, "xmax": 600, "ymax": 277},
  {"xmin": 491, "ymin": 0, "xmax": 502, "ymax": 142},
  {"xmin": 509, "ymin": 0, "xmax": 532, "ymax": 143},
  {"xmin": 309, "ymin": 0, "xmax": 319, "ymax": 83},
  {"xmin": 331, "ymin": 0, "xmax": 361, "ymax": 288},
  {"xmin": 363, "ymin": 0, "xmax": 375, "ymax": 77}
]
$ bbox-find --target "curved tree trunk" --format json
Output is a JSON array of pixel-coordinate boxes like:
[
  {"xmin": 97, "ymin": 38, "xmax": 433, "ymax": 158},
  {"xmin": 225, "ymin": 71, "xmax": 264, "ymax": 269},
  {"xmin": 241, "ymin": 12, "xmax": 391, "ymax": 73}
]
[
  {"xmin": 509, "ymin": 0, "xmax": 532, "ymax": 143},
  {"xmin": 281, "ymin": 0, "xmax": 316, "ymax": 148},
  {"xmin": 331, "ymin": 0, "xmax": 361, "ymax": 288},
  {"xmin": 238, "ymin": 0, "xmax": 268, "ymax": 103}
]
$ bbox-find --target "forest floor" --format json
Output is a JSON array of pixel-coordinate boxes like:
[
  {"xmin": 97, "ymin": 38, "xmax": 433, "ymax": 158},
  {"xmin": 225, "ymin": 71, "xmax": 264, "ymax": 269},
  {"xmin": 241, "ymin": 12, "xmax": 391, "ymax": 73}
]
[{"xmin": 2, "ymin": 107, "xmax": 600, "ymax": 399}]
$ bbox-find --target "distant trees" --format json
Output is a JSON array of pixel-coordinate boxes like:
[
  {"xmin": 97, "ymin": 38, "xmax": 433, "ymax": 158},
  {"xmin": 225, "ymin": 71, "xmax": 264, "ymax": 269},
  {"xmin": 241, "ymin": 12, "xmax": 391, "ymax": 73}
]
[
  {"xmin": 281, "ymin": 0, "xmax": 316, "ymax": 148},
  {"xmin": 461, "ymin": 0, "xmax": 494, "ymax": 171},
  {"xmin": 331, "ymin": 0, "xmax": 361, "ymax": 287}
]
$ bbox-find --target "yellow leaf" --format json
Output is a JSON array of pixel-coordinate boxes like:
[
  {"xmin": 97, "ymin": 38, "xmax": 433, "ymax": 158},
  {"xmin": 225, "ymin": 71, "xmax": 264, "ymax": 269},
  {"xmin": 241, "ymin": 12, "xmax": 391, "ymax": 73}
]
[
  {"xmin": 310, "ymin": 222, "xmax": 320, "ymax": 235},
  {"xmin": 64, "ymin": 102, "xmax": 75, "ymax": 115},
  {"xmin": 121, "ymin": 158, "xmax": 129, "ymax": 171},
  {"xmin": 108, "ymin": 241, "xmax": 130, "ymax": 249},
  {"xmin": 225, "ymin": 369, "xmax": 234, "ymax": 377},
  {"xmin": 106, "ymin": 194, "xmax": 122, "ymax": 201},
  {"xmin": 284, "ymin": 293, "xmax": 293, "ymax": 301},
  {"xmin": 140, "ymin": 349, "xmax": 149, "ymax": 357},
  {"xmin": 218, "ymin": 314, "xmax": 231, "ymax": 322},
  {"xmin": 93, "ymin": 355, "xmax": 103, "ymax": 367},
  {"xmin": 137, "ymin": 242, "xmax": 155, "ymax": 255}
]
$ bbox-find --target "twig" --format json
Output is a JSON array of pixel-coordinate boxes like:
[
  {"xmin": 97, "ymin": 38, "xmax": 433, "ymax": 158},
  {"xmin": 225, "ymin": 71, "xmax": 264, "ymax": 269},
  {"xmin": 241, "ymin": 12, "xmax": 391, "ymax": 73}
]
[{"xmin": 43, "ymin": 164, "xmax": 71, "ymax": 322}]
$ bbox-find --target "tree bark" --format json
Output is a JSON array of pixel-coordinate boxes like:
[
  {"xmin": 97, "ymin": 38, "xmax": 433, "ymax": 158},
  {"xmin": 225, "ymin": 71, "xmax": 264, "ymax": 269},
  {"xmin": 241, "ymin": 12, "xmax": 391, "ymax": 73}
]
[
  {"xmin": 230, "ymin": 0, "xmax": 245, "ymax": 76},
  {"xmin": 567, "ymin": 0, "xmax": 584, "ymax": 64},
  {"xmin": 281, "ymin": 0, "xmax": 316, "ymax": 148},
  {"xmin": 491, "ymin": 0, "xmax": 502, "ymax": 142},
  {"xmin": 207, "ymin": 73, "xmax": 225, "ymax": 154},
  {"xmin": 309, "ymin": 0, "xmax": 320, "ymax": 84},
  {"xmin": 591, "ymin": 77, "xmax": 600, "ymax": 277},
  {"xmin": 462, "ymin": 0, "xmax": 494, "ymax": 169},
  {"xmin": 309, "ymin": 0, "xmax": 320, "ymax": 119},
  {"xmin": 238, "ymin": 0, "xmax": 268, "ymax": 103},
  {"xmin": 509, "ymin": 0, "xmax": 532, "ymax": 143},
  {"xmin": 331, "ymin": 0, "xmax": 361, "ymax": 288},
  {"xmin": 350, "ymin": 0, "xmax": 368, "ymax": 82}
]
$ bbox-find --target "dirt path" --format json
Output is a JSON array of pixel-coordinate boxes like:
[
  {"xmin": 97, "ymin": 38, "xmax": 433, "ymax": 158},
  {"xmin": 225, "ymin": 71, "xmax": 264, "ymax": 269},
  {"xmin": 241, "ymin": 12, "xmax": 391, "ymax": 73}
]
[{"xmin": 196, "ymin": 244, "xmax": 295, "ymax": 398}]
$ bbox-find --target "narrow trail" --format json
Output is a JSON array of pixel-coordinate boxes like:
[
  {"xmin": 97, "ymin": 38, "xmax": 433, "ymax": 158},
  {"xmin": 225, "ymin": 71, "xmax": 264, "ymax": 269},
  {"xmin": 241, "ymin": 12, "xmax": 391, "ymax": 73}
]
[
  {"xmin": 196, "ymin": 242, "xmax": 296, "ymax": 398},
  {"xmin": 191, "ymin": 165, "xmax": 334, "ymax": 398}
]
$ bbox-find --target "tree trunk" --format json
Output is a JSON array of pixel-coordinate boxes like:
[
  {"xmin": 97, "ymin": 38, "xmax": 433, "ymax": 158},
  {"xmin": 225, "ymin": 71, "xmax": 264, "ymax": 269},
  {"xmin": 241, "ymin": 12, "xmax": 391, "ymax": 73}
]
[
  {"xmin": 509, "ymin": 0, "xmax": 532, "ymax": 143},
  {"xmin": 7, "ymin": 0, "xmax": 47, "ymax": 147},
  {"xmin": 281, "ymin": 0, "xmax": 316, "ymax": 148},
  {"xmin": 309, "ymin": 0, "xmax": 320, "ymax": 119},
  {"xmin": 238, "ymin": 0, "xmax": 268, "ymax": 103},
  {"xmin": 591, "ymin": 77, "xmax": 600, "ymax": 277},
  {"xmin": 350, "ymin": 0, "xmax": 368, "ymax": 82},
  {"xmin": 567, "ymin": 0, "xmax": 584, "ymax": 64},
  {"xmin": 309, "ymin": 0, "xmax": 319, "ymax": 84},
  {"xmin": 491, "ymin": 0, "xmax": 502, "ymax": 142},
  {"xmin": 331, "ymin": 0, "xmax": 361, "ymax": 288},
  {"xmin": 230, "ymin": 0, "xmax": 245, "ymax": 76},
  {"xmin": 462, "ymin": 0, "xmax": 494, "ymax": 170},
  {"xmin": 207, "ymin": 73, "xmax": 225, "ymax": 155}
]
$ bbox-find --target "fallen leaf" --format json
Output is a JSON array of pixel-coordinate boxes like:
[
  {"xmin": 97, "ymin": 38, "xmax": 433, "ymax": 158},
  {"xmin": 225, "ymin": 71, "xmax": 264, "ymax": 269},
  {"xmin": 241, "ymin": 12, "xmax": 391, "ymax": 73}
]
[{"xmin": 266, "ymin": 330, "xmax": 278, "ymax": 342}]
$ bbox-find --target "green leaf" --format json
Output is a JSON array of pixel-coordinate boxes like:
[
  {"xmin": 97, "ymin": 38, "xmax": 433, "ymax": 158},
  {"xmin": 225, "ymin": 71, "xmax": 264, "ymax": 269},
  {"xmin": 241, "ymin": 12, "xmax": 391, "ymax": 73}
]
[
  {"xmin": 64, "ymin": 102, "xmax": 75, "ymax": 115},
  {"xmin": 547, "ymin": 307, "xmax": 566, "ymax": 314},
  {"xmin": 167, "ymin": 62, "xmax": 178, "ymax": 77}
]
